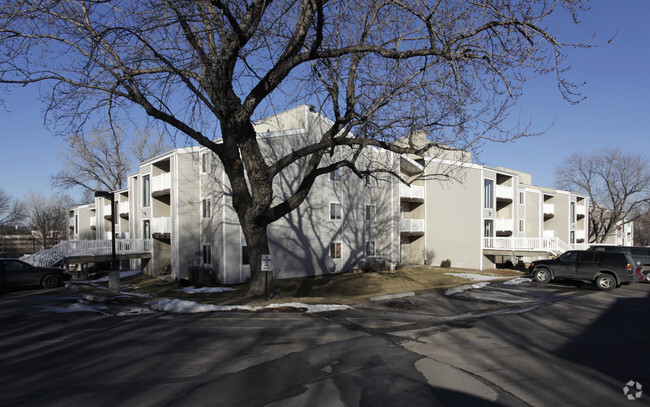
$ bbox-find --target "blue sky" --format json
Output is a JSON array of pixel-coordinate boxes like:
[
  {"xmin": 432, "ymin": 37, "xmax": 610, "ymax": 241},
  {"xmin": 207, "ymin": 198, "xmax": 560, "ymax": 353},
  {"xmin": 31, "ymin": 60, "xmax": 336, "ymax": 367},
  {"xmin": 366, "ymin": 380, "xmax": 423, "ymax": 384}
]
[{"xmin": 1, "ymin": 0, "xmax": 648, "ymax": 202}]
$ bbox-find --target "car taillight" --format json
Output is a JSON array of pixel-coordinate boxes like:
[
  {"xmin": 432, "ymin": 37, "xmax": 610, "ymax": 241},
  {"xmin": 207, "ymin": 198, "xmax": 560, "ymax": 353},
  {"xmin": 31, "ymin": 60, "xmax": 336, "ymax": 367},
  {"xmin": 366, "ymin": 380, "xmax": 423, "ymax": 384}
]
[
  {"xmin": 637, "ymin": 266, "xmax": 644, "ymax": 282},
  {"xmin": 627, "ymin": 263, "xmax": 632, "ymax": 271}
]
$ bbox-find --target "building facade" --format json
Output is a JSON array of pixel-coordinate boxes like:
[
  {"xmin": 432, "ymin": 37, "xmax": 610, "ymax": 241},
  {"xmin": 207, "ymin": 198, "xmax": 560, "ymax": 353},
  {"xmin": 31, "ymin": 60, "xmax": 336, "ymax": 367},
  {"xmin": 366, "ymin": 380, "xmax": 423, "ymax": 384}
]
[{"xmin": 64, "ymin": 105, "xmax": 589, "ymax": 283}]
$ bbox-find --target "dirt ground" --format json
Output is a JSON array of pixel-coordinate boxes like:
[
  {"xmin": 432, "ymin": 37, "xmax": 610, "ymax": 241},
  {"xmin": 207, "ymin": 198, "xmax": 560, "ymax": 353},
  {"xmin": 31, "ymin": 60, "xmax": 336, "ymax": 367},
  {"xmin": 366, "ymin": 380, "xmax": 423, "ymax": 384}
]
[{"xmin": 108, "ymin": 265, "xmax": 525, "ymax": 306}]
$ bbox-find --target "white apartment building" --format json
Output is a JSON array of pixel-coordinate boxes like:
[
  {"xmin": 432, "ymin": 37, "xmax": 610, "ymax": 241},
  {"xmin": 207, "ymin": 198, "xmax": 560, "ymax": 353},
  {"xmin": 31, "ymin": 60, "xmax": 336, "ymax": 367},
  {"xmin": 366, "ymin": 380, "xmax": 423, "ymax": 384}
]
[{"xmin": 57, "ymin": 105, "xmax": 589, "ymax": 283}]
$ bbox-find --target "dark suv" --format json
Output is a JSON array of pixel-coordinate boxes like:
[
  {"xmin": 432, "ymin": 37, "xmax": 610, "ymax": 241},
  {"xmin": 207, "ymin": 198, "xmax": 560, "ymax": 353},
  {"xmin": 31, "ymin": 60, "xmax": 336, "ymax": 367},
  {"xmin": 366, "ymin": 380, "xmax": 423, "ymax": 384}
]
[
  {"xmin": 529, "ymin": 250, "xmax": 640, "ymax": 291},
  {"xmin": 588, "ymin": 245, "xmax": 650, "ymax": 283}
]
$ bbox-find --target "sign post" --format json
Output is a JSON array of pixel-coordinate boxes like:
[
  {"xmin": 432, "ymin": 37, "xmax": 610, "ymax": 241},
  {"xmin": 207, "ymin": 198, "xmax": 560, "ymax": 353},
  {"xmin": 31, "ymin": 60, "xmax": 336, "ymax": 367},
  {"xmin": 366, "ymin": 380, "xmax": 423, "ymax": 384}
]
[{"xmin": 261, "ymin": 254, "xmax": 272, "ymax": 299}]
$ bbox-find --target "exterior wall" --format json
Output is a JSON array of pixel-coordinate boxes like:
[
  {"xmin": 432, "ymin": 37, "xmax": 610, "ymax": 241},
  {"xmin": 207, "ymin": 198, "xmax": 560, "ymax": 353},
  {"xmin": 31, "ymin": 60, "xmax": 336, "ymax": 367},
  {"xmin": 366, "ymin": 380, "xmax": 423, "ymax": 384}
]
[{"xmin": 424, "ymin": 163, "xmax": 482, "ymax": 269}]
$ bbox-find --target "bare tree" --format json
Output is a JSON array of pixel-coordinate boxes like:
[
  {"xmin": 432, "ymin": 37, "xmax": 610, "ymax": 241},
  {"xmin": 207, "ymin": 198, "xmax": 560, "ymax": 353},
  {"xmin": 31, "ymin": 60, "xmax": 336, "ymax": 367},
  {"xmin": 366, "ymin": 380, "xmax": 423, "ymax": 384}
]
[
  {"xmin": 0, "ymin": 0, "xmax": 593, "ymax": 295},
  {"xmin": 52, "ymin": 125, "xmax": 170, "ymax": 198},
  {"xmin": 555, "ymin": 148, "xmax": 650, "ymax": 243},
  {"xmin": 24, "ymin": 192, "xmax": 74, "ymax": 250},
  {"xmin": 0, "ymin": 188, "xmax": 24, "ymax": 228}
]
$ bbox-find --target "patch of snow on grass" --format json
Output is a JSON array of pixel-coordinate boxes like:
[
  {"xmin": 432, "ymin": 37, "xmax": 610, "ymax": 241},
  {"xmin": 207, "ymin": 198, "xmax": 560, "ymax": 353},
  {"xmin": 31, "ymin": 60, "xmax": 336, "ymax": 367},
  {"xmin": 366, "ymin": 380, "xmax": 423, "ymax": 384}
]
[
  {"xmin": 503, "ymin": 277, "xmax": 532, "ymax": 285},
  {"xmin": 444, "ymin": 273, "xmax": 508, "ymax": 282},
  {"xmin": 445, "ymin": 282, "xmax": 490, "ymax": 296},
  {"xmin": 175, "ymin": 286, "xmax": 236, "ymax": 294},
  {"xmin": 147, "ymin": 298, "xmax": 350, "ymax": 314},
  {"xmin": 92, "ymin": 269, "xmax": 142, "ymax": 282}
]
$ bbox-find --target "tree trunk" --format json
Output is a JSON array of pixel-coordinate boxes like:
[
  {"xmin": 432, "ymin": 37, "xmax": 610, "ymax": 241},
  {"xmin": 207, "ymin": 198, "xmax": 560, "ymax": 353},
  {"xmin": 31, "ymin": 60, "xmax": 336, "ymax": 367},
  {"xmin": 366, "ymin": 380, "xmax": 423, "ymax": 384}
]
[{"xmin": 244, "ymin": 222, "xmax": 274, "ymax": 297}]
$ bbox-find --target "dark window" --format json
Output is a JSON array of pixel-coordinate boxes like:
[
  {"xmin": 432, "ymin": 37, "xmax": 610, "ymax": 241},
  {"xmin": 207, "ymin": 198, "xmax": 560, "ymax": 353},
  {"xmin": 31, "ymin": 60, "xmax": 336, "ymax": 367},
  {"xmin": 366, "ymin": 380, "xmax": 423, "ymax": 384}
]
[
  {"xmin": 559, "ymin": 251, "xmax": 578, "ymax": 262},
  {"xmin": 578, "ymin": 252, "xmax": 595, "ymax": 263},
  {"xmin": 242, "ymin": 246, "xmax": 249, "ymax": 265}
]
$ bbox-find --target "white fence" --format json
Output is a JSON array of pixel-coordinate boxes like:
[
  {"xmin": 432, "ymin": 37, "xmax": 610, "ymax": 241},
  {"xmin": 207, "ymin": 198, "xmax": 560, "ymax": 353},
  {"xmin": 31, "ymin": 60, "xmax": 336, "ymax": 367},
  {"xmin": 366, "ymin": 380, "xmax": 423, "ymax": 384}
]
[
  {"xmin": 399, "ymin": 184, "xmax": 424, "ymax": 200},
  {"xmin": 152, "ymin": 173, "xmax": 171, "ymax": 192},
  {"xmin": 483, "ymin": 237, "xmax": 570, "ymax": 256},
  {"xmin": 400, "ymin": 218, "xmax": 425, "ymax": 233}
]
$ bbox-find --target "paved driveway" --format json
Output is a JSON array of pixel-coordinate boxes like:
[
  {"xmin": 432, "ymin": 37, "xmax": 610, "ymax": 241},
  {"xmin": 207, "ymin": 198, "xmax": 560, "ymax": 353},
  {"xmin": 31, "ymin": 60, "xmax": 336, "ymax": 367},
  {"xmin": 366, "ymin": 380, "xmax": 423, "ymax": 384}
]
[{"xmin": 0, "ymin": 280, "xmax": 648, "ymax": 406}]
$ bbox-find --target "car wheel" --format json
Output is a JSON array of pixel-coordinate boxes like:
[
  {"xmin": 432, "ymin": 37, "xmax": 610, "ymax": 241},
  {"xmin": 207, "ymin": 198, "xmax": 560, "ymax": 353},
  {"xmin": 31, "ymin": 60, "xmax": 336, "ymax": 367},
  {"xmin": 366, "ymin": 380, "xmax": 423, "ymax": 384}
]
[
  {"xmin": 594, "ymin": 274, "xmax": 615, "ymax": 291},
  {"xmin": 41, "ymin": 274, "xmax": 60, "ymax": 289},
  {"xmin": 644, "ymin": 271, "xmax": 650, "ymax": 284},
  {"xmin": 532, "ymin": 268, "xmax": 551, "ymax": 284}
]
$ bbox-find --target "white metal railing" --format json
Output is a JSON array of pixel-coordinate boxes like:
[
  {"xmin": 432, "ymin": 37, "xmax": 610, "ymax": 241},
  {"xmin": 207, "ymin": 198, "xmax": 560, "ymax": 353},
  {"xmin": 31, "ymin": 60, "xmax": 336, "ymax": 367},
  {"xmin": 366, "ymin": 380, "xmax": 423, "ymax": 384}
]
[
  {"xmin": 152, "ymin": 217, "xmax": 171, "ymax": 234},
  {"xmin": 400, "ymin": 218, "xmax": 424, "ymax": 233},
  {"xmin": 152, "ymin": 173, "xmax": 171, "ymax": 192},
  {"xmin": 118, "ymin": 201, "xmax": 129, "ymax": 214},
  {"xmin": 496, "ymin": 184, "xmax": 513, "ymax": 200},
  {"xmin": 496, "ymin": 218, "xmax": 513, "ymax": 231},
  {"xmin": 576, "ymin": 204, "xmax": 587, "ymax": 216},
  {"xmin": 575, "ymin": 229, "xmax": 586, "ymax": 241},
  {"xmin": 22, "ymin": 239, "xmax": 153, "ymax": 267},
  {"xmin": 483, "ymin": 237, "xmax": 570, "ymax": 256},
  {"xmin": 543, "ymin": 203, "xmax": 555, "ymax": 214},
  {"xmin": 90, "ymin": 217, "xmax": 97, "ymax": 228},
  {"xmin": 399, "ymin": 184, "xmax": 424, "ymax": 200},
  {"xmin": 103, "ymin": 203, "xmax": 113, "ymax": 215}
]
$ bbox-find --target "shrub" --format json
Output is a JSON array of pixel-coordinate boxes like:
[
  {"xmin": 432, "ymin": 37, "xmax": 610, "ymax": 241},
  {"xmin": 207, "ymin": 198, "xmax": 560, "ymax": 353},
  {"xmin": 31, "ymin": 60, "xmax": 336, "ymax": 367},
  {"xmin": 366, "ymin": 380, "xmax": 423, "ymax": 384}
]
[
  {"xmin": 422, "ymin": 248, "xmax": 435, "ymax": 265},
  {"xmin": 440, "ymin": 259, "xmax": 452, "ymax": 268}
]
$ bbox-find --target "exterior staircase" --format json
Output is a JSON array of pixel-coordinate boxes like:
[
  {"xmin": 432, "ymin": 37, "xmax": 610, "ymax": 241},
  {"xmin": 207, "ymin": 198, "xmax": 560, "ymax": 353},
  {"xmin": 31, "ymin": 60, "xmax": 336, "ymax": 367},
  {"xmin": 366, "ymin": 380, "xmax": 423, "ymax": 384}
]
[{"xmin": 21, "ymin": 239, "xmax": 152, "ymax": 267}]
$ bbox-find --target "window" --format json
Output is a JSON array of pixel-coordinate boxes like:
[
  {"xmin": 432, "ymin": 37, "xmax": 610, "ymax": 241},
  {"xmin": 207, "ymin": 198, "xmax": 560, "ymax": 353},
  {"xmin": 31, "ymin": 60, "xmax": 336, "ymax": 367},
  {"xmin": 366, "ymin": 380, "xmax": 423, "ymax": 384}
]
[
  {"xmin": 330, "ymin": 169, "xmax": 341, "ymax": 181},
  {"xmin": 365, "ymin": 241, "xmax": 376, "ymax": 257},
  {"xmin": 242, "ymin": 246, "xmax": 250, "ymax": 265},
  {"xmin": 201, "ymin": 152, "xmax": 211, "ymax": 174},
  {"xmin": 484, "ymin": 179, "xmax": 494, "ymax": 209},
  {"xmin": 484, "ymin": 219, "xmax": 493, "ymax": 238},
  {"xmin": 570, "ymin": 231, "xmax": 575, "ymax": 244},
  {"xmin": 365, "ymin": 204, "xmax": 376, "ymax": 221},
  {"xmin": 330, "ymin": 242, "xmax": 342, "ymax": 259},
  {"xmin": 519, "ymin": 192, "xmax": 525, "ymax": 205},
  {"xmin": 202, "ymin": 197, "xmax": 211, "ymax": 218},
  {"xmin": 143, "ymin": 220, "xmax": 151, "ymax": 239},
  {"xmin": 142, "ymin": 174, "xmax": 151, "ymax": 208},
  {"xmin": 570, "ymin": 202, "xmax": 576, "ymax": 223},
  {"xmin": 330, "ymin": 202, "xmax": 342, "ymax": 220},
  {"xmin": 518, "ymin": 219, "xmax": 524, "ymax": 233},
  {"xmin": 202, "ymin": 244, "xmax": 212, "ymax": 266}
]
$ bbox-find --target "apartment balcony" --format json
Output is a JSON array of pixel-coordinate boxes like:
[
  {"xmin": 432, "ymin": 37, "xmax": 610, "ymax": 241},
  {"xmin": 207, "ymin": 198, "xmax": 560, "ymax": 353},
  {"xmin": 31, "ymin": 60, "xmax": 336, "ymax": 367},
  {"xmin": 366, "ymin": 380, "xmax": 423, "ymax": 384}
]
[
  {"xmin": 543, "ymin": 203, "xmax": 555, "ymax": 219},
  {"xmin": 576, "ymin": 204, "xmax": 587, "ymax": 219},
  {"xmin": 103, "ymin": 202, "xmax": 114, "ymax": 219},
  {"xmin": 496, "ymin": 185, "xmax": 513, "ymax": 203},
  {"xmin": 495, "ymin": 218, "xmax": 513, "ymax": 236},
  {"xmin": 68, "ymin": 217, "xmax": 75, "ymax": 230},
  {"xmin": 90, "ymin": 216, "xmax": 97, "ymax": 230},
  {"xmin": 152, "ymin": 216, "xmax": 171, "ymax": 241},
  {"xmin": 152, "ymin": 173, "xmax": 171, "ymax": 197},
  {"xmin": 543, "ymin": 229, "xmax": 555, "ymax": 239},
  {"xmin": 399, "ymin": 184, "xmax": 424, "ymax": 203},
  {"xmin": 118, "ymin": 201, "xmax": 129, "ymax": 219},
  {"xmin": 575, "ymin": 229, "xmax": 586, "ymax": 242},
  {"xmin": 400, "ymin": 218, "xmax": 424, "ymax": 237}
]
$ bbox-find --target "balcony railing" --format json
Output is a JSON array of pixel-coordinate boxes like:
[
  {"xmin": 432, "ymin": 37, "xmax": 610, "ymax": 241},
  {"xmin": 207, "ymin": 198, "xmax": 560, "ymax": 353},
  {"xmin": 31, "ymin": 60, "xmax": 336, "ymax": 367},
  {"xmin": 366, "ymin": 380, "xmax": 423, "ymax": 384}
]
[
  {"xmin": 400, "ymin": 218, "xmax": 424, "ymax": 233},
  {"xmin": 496, "ymin": 218, "xmax": 513, "ymax": 231},
  {"xmin": 543, "ymin": 203, "xmax": 555, "ymax": 215},
  {"xmin": 496, "ymin": 184, "xmax": 513, "ymax": 200},
  {"xmin": 152, "ymin": 173, "xmax": 171, "ymax": 192},
  {"xmin": 90, "ymin": 217, "xmax": 97, "ymax": 228},
  {"xmin": 118, "ymin": 201, "xmax": 129, "ymax": 214},
  {"xmin": 152, "ymin": 216, "xmax": 171, "ymax": 234},
  {"xmin": 576, "ymin": 205, "xmax": 587, "ymax": 216},
  {"xmin": 483, "ymin": 237, "xmax": 571, "ymax": 256},
  {"xmin": 399, "ymin": 184, "xmax": 424, "ymax": 200}
]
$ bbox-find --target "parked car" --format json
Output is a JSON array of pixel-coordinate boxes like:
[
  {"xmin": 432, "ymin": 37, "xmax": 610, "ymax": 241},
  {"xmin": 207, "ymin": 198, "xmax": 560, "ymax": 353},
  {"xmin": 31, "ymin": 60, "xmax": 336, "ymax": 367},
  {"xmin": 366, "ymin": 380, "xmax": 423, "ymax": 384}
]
[
  {"xmin": 529, "ymin": 250, "xmax": 640, "ymax": 291},
  {"xmin": 0, "ymin": 258, "xmax": 71, "ymax": 289},
  {"xmin": 588, "ymin": 245, "xmax": 650, "ymax": 283}
]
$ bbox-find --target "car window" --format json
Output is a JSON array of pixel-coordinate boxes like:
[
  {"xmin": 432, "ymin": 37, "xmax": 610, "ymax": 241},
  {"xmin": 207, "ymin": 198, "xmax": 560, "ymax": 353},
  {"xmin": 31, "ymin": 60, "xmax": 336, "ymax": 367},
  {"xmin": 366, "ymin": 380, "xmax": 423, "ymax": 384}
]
[
  {"xmin": 578, "ymin": 252, "xmax": 595, "ymax": 263},
  {"xmin": 601, "ymin": 253, "xmax": 627, "ymax": 267},
  {"xmin": 3, "ymin": 261, "xmax": 29, "ymax": 272},
  {"xmin": 560, "ymin": 251, "xmax": 578, "ymax": 262}
]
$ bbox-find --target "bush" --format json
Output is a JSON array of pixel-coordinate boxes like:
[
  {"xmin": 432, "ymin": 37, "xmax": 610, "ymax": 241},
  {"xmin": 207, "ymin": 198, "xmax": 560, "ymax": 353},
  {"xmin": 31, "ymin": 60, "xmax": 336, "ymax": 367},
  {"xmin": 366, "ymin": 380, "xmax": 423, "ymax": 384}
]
[
  {"xmin": 440, "ymin": 259, "xmax": 452, "ymax": 268},
  {"xmin": 394, "ymin": 263, "xmax": 403, "ymax": 270}
]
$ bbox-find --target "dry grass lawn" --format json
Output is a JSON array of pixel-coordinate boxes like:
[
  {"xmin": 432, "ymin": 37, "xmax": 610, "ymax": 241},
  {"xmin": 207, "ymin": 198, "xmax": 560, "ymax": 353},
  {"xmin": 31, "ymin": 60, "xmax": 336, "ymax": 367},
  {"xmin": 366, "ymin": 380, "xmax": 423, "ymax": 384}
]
[{"xmin": 116, "ymin": 265, "xmax": 524, "ymax": 306}]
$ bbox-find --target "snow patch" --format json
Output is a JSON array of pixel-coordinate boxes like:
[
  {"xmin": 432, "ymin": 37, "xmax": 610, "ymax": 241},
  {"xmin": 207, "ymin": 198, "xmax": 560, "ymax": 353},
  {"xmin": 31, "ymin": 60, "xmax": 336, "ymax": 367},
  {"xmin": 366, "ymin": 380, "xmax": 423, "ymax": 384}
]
[
  {"xmin": 175, "ymin": 286, "xmax": 236, "ymax": 294},
  {"xmin": 444, "ymin": 273, "xmax": 509, "ymax": 282},
  {"xmin": 92, "ymin": 269, "xmax": 142, "ymax": 282},
  {"xmin": 147, "ymin": 298, "xmax": 351, "ymax": 314},
  {"xmin": 503, "ymin": 277, "xmax": 532, "ymax": 285},
  {"xmin": 445, "ymin": 282, "xmax": 490, "ymax": 296}
]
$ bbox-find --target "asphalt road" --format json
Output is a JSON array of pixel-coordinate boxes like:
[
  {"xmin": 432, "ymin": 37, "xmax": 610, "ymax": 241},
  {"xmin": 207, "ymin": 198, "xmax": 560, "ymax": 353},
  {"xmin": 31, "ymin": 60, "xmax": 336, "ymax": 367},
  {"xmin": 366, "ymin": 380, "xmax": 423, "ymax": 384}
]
[{"xmin": 0, "ymin": 279, "xmax": 648, "ymax": 406}]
